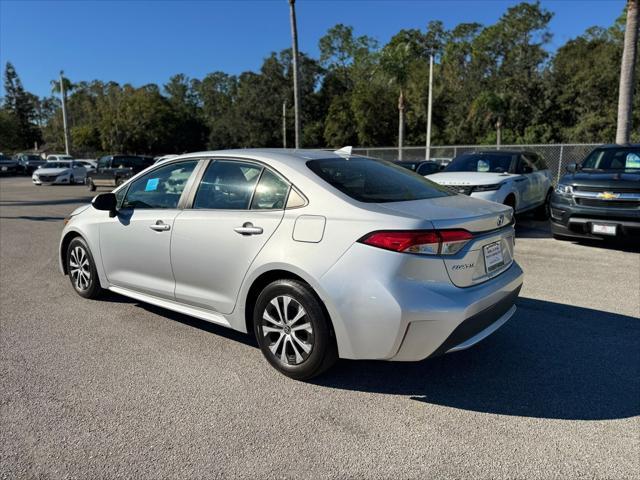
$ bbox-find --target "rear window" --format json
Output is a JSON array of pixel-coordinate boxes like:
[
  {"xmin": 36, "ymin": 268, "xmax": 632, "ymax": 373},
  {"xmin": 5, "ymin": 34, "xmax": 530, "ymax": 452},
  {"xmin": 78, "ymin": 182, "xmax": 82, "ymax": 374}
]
[
  {"xmin": 307, "ymin": 157, "xmax": 451, "ymax": 203},
  {"xmin": 446, "ymin": 153, "xmax": 515, "ymax": 173}
]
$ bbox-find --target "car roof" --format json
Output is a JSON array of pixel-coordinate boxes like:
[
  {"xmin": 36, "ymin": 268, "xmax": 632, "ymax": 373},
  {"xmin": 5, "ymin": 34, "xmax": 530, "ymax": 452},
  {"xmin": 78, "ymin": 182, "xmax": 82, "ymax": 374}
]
[
  {"xmin": 464, "ymin": 150, "xmax": 531, "ymax": 155},
  {"xmin": 593, "ymin": 143, "xmax": 640, "ymax": 150}
]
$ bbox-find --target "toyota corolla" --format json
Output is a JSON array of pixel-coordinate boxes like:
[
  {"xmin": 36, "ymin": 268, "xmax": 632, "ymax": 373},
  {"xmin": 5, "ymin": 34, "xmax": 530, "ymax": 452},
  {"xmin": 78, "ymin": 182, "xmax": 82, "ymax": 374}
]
[{"xmin": 59, "ymin": 149, "xmax": 523, "ymax": 379}]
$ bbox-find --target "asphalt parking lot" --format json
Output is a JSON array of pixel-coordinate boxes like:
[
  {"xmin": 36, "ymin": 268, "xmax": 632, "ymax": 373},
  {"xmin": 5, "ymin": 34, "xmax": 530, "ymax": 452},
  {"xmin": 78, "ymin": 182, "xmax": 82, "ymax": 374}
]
[{"xmin": 1, "ymin": 176, "xmax": 638, "ymax": 479}]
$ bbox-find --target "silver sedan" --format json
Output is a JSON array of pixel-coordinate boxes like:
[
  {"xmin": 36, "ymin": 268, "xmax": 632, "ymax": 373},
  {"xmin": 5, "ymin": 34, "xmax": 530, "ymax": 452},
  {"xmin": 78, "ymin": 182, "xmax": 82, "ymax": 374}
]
[{"xmin": 59, "ymin": 149, "xmax": 523, "ymax": 379}]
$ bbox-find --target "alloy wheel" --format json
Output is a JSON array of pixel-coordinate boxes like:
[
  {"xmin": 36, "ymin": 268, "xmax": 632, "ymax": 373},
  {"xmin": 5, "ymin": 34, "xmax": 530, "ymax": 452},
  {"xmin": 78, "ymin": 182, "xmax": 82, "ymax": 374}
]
[
  {"xmin": 261, "ymin": 295, "xmax": 314, "ymax": 366},
  {"xmin": 69, "ymin": 245, "xmax": 91, "ymax": 290}
]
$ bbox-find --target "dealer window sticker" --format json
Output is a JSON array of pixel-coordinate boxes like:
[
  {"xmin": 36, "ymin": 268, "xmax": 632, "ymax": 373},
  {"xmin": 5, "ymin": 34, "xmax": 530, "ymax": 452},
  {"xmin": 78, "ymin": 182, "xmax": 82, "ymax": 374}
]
[
  {"xmin": 625, "ymin": 153, "xmax": 640, "ymax": 169},
  {"xmin": 145, "ymin": 178, "xmax": 160, "ymax": 191}
]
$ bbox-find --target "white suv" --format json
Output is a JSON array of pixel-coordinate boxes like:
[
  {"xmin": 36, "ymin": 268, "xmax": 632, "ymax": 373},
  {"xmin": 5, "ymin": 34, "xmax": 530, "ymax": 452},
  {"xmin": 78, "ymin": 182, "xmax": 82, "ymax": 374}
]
[{"xmin": 429, "ymin": 150, "xmax": 554, "ymax": 218}]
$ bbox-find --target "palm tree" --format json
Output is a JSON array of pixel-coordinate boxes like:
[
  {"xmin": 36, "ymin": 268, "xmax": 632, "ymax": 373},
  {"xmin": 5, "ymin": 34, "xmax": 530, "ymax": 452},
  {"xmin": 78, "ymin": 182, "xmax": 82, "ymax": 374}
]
[
  {"xmin": 51, "ymin": 72, "xmax": 74, "ymax": 154},
  {"xmin": 616, "ymin": 0, "xmax": 639, "ymax": 144},
  {"xmin": 288, "ymin": 0, "xmax": 301, "ymax": 148},
  {"xmin": 381, "ymin": 42, "xmax": 412, "ymax": 160}
]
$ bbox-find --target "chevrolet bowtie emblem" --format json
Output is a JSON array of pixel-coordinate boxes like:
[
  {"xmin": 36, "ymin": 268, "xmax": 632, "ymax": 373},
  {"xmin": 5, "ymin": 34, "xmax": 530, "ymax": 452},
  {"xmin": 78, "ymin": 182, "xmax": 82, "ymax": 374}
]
[{"xmin": 597, "ymin": 192, "xmax": 619, "ymax": 200}]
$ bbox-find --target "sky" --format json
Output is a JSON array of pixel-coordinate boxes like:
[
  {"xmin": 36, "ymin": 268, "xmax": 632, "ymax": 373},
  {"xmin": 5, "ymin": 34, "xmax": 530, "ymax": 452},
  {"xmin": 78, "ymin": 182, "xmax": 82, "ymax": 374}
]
[{"xmin": 0, "ymin": 0, "xmax": 624, "ymax": 98}]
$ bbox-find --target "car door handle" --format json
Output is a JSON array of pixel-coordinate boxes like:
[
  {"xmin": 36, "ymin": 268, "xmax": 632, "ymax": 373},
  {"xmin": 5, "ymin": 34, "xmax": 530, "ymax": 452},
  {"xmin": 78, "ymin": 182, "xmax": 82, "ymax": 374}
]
[
  {"xmin": 234, "ymin": 223, "xmax": 263, "ymax": 236},
  {"xmin": 149, "ymin": 221, "xmax": 171, "ymax": 232}
]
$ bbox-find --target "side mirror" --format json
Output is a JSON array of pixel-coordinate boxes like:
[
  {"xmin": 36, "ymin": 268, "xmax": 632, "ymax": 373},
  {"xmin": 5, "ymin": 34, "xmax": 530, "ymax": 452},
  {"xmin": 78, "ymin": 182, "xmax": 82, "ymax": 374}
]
[
  {"xmin": 92, "ymin": 192, "xmax": 117, "ymax": 217},
  {"xmin": 565, "ymin": 163, "xmax": 578, "ymax": 173}
]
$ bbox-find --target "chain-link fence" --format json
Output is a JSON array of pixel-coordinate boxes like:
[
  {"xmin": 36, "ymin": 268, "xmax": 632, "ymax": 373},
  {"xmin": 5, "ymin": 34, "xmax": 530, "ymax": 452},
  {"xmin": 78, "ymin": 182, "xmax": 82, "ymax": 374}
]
[{"xmin": 352, "ymin": 144, "xmax": 600, "ymax": 183}]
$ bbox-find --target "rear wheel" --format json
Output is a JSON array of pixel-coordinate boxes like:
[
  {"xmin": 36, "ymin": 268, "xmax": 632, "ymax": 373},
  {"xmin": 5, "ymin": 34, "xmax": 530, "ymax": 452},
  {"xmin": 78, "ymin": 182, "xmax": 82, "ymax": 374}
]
[
  {"xmin": 66, "ymin": 237, "xmax": 104, "ymax": 299},
  {"xmin": 254, "ymin": 279, "xmax": 337, "ymax": 380},
  {"xmin": 115, "ymin": 177, "xmax": 125, "ymax": 187},
  {"xmin": 69, "ymin": 175, "xmax": 75, "ymax": 185},
  {"xmin": 87, "ymin": 178, "xmax": 96, "ymax": 191}
]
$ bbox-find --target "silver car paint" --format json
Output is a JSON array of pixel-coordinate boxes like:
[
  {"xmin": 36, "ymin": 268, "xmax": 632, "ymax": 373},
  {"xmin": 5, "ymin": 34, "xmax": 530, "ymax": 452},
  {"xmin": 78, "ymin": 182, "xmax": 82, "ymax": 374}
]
[{"xmin": 60, "ymin": 149, "xmax": 524, "ymax": 361}]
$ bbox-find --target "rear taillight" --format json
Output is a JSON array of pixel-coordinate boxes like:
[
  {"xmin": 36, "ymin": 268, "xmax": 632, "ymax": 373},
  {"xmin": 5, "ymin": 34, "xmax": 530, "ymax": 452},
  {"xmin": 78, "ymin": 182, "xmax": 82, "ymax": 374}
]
[{"xmin": 359, "ymin": 229, "xmax": 473, "ymax": 255}]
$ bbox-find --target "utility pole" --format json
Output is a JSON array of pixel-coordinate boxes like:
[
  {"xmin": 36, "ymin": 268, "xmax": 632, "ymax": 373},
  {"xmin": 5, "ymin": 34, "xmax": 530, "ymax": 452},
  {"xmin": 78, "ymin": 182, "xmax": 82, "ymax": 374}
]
[
  {"xmin": 282, "ymin": 100, "xmax": 287, "ymax": 148},
  {"xmin": 496, "ymin": 117, "xmax": 502, "ymax": 149},
  {"xmin": 59, "ymin": 70, "xmax": 71, "ymax": 155},
  {"xmin": 288, "ymin": 0, "xmax": 301, "ymax": 148},
  {"xmin": 425, "ymin": 54, "xmax": 433, "ymax": 160}
]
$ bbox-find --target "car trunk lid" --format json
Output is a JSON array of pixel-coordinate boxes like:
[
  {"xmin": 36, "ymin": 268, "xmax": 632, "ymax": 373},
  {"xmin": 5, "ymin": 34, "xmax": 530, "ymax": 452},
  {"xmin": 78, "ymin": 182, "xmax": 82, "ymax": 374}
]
[{"xmin": 376, "ymin": 194, "xmax": 515, "ymax": 287}]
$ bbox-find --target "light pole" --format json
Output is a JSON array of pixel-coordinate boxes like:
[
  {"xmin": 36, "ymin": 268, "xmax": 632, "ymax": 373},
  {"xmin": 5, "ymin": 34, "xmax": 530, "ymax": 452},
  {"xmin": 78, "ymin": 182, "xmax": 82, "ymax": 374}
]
[
  {"xmin": 282, "ymin": 100, "xmax": 287, "ymax": 148},
  {"xmin": 288, "ymin": 0, "xmax": 301, "ymax": 148},
  {"xmin": 425, "ymin": 54, "xmax": 433, "ymax": 160},
  {"xmin": 59, "ymin": 70, "xmax": 71, "ymax": 155}
]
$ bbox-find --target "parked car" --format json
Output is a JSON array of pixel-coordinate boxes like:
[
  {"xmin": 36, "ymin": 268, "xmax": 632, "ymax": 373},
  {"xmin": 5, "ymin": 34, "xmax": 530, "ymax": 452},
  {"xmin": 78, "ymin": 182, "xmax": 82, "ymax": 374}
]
[
  {"xmin": 59, "ymin": 149, "xmax": 523, "ymax": 379},
  {"xmin": 550, "ymin": 144, "xmax": 640, "ymax": 240},
  {"xmin": 0, "ymin": 153, "xmax": 20, "ymax": 175},
  {"xmin": 32, "ymin": 160, "xmax": 87, "ymax": 185},
  {"xmin": 395, "ymin": 160, "xmax": 442, "ymax": 176},
  {"xmin": 86, "ymin": 155, "xmax": 155, "ymax": 191},
  {"xmin": 15, "ymin": 153, "xmax": 46, "ymax": 174},
  {"xmin": 46, "ymin": 154, "xmax": 74, "ymax": 162},
  {"xmin": 429, "ymin": 150, "xmax": 553, "ymax": 218}
]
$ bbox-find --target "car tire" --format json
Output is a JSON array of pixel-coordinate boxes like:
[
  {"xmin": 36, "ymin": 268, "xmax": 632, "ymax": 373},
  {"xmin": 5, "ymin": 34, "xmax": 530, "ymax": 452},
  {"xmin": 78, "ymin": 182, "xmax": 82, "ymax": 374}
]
[
  {"xmin": 254, "ymin": 279, "xmax": 338, "ymax": 380},
  {"xmin": 69, "ymin": 175, "xmax": 75, "ymax": 185},
  {"xmin": 115, "ymin": 177, "xmax": 125, "ymax": 187},
  {"xmin": 88, "ymin": 179, "xmax": 96, "ymax": 191},
  {"xmin": 66, "ymin": 237, "xmax": 104, "ymax": 299},
  {"xmin": 534, "ymin": 190, "xmax": 552, "ymax": 220}
]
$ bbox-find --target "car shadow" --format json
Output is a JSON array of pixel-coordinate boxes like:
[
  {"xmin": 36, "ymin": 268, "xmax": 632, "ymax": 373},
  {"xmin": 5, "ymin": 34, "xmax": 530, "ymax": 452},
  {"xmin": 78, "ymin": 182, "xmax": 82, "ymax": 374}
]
[
  {"xmin": 0, "ymin": 197, "xmax": 92, "ymax": 207},
  {"xmin": 135, "ymin": 302, "xmax": 257, "ymax": 348},
  {"xmin": 514, "ymin": 218, "xmax": 552, "ymax": 238},
  {"xmin": 0, "ymin": 215, "xmax": 66, "ymax": 221},
  {"xmin": 311, "ymin": 297, "xmax": 639, "ymax": 421}
]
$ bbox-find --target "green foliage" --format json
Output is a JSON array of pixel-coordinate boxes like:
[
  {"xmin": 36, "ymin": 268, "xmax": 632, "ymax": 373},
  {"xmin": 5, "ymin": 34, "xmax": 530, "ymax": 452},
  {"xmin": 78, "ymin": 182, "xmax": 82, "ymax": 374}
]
[
  {"xmin": 2, "ymin": 62, "xmax": 41, "ymax": 150},
  {"xmin": 0, "ymin": 2, "xmax": 634, "ymax": 154}
]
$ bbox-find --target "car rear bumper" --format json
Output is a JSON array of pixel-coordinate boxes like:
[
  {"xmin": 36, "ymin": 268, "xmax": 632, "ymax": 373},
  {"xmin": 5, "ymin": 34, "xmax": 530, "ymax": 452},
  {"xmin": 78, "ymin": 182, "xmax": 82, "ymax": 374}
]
[{"xmin": 319, "ymin": 242, "xmax": 524, "ymax": 361}]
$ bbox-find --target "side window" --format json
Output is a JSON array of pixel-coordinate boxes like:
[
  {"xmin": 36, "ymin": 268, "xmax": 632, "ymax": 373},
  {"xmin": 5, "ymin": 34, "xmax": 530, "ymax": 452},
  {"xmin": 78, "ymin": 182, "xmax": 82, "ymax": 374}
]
[
  {"xmin": 98, "ymin": 157, "xmax": 110, "ymax": 169},
  {"xmin": 193, "ymin": 161, "xmax": 262, "ymax": 210},
  {"xmin": 534, "ymin": 154, "xmax": 547, "ymax": 170},
  {"xmin": 122, "ymin": 160, "xmax": 198, "ymax": 209},
  {"xmin": 251, "ymin": 169, "xmax": 290, "ymax": 210},
  {"xmin": 519, "ymin": 155, "xmax": 537, "ymax": 173},
  {"xmin": 115, "ymin": 157, "xmax": 133, "ymax": 169}
]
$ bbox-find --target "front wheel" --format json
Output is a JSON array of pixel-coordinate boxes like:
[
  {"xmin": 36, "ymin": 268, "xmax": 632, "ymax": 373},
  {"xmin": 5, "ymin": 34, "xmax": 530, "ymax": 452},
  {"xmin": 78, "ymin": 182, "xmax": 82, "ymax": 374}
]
[
  {"xmin": 254, "ymin": 279, "xmax": 337, "ymax": 380},
  {"xmin": 66, "ymin": 237, "xmax": 104, "ymax": 299}
]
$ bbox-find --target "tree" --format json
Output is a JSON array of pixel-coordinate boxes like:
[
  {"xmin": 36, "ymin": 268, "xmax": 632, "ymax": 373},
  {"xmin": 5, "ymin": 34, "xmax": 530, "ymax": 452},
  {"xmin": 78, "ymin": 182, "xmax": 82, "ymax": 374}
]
[
  {"xmin": 2, "ymin": 62, "xmax": 40, "ymax": 150},
  {"xmin": 381, "ymin": 34, "xmax": 421, "ymax": 158},
  {"xmin": 616, "ymin": 0, "xmax": 639, "ymax": 144}
]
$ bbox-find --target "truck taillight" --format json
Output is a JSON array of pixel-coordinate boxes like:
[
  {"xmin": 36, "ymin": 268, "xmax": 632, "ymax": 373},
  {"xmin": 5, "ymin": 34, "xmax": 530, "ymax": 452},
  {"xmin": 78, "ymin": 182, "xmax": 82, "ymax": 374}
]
[{"xmin": 359, "ymin": 229, "xmax": 473, "ymax": 255}]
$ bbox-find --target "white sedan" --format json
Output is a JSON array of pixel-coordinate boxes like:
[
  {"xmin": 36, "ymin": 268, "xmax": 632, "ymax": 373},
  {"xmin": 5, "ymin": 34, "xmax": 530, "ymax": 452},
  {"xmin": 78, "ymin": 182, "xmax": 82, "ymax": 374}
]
[
  {"xmin": 428, "ymin": 150, "xmax": 554, "ymax": 218},
  {"xmin": 32, "ymin": 161, "xmax": 87, "ymax": 185}
]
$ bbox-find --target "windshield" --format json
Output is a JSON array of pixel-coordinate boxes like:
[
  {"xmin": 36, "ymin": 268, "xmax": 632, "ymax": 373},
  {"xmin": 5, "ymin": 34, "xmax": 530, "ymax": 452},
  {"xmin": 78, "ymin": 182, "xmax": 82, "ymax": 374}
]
[
  {"xmin": 581, "ymin": 147, "xmax": 640, "ymax": 171},
  {"xmin": 307, "ymin": 157, "xmax": 451, "ymax": 203},
  {"xmin": 445, "ymin": 153, "xmax": 515, "ymax": 173},
  {"xmin": 44, "ymin": 162, "xmax": 71, "ymax": 169}
]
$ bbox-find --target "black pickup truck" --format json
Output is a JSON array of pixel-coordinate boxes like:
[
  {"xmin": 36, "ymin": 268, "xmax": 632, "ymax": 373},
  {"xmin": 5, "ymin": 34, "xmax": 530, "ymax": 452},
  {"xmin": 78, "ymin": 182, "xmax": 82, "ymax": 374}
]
[
  {"xmin": 550, "ymin": 144, "xmax": 640, "ymax": 240},
  {"xmin": 86, "ymin": 155, "xmax": 155, "ymax": 191}
]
